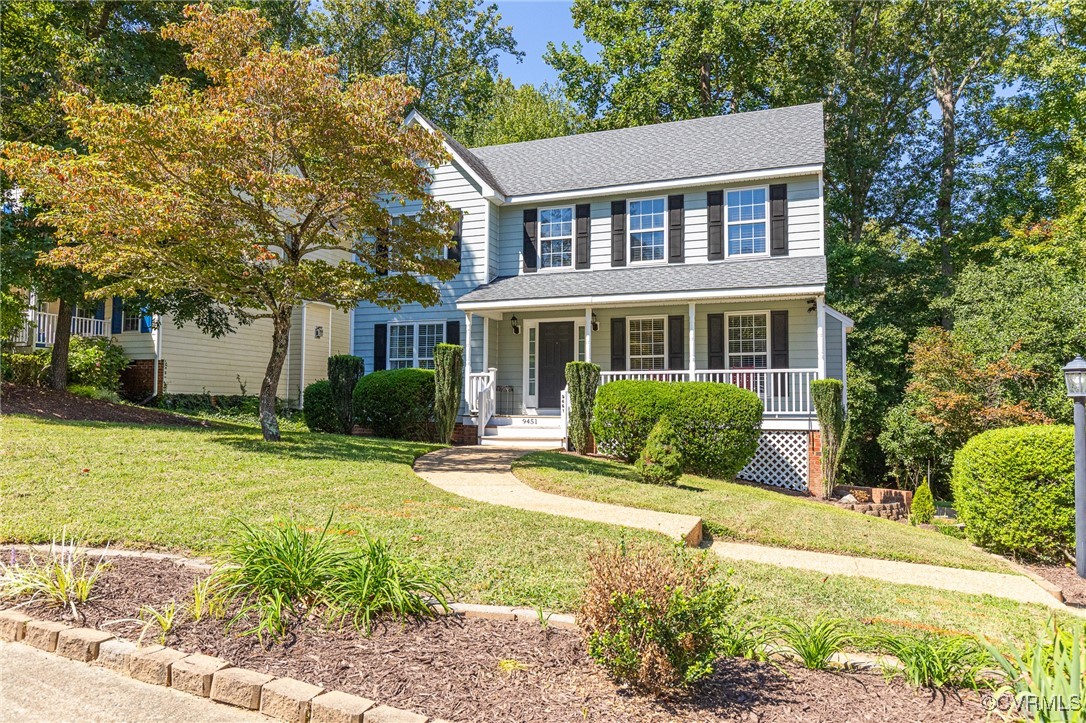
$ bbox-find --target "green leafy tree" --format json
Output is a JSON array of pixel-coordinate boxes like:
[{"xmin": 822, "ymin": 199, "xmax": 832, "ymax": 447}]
[
  {"xmin": 2, "ymin": 4, "xmax": 458, "ymax": 441},
  {"xmin": 454, "ymin": 79, "xmax": 582, "ymax": 147}
]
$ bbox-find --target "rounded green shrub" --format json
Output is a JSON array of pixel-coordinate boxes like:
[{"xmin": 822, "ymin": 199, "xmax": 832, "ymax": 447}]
[
  {"xmin": 591, "ymin": 381, "xmax": 679, "ymax": 463},
  {"xmin": 910, "ymin": 480, "xmax": 935, "ymax": 525},
  {"xmin": 352, "ymin": 368, "xmax": 436, "ymax": 441},
  {"xmin": 67, "ymin": 337, "xmax": 130, "ymax": 391},
  {"xmin": 303, "ymin": 380, "xmax": 340, "ymax": 433},
  {"xmin": 635, "ymin": 418, "xmax": 683, "ymax": 485},
  {"xmin": 951, "ymin": 425, "xmax": 1073, "ymax": 562}
]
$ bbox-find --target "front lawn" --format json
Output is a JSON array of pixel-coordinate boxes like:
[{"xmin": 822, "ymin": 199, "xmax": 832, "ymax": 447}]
[{"xmin": 513, "ymin": 452, "xmax": 1011, "ymax": 574}]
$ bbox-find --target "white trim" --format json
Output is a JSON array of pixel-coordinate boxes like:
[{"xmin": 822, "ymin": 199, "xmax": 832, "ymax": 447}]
[
  {"xmin": 458, "ymin": 285, "xmax": 826, "ymax": 312},
  {"xmin": 404, "ymin": 110, "xmax": 501, "ymax": 201},
  {"xmin": 537, "ymin": 204, "xmax": 575, "ymax": 270},
  {"xmin": 724, "ymin": 184, "xmax": 770, "ymax": 259},
  {"xmin": 300, "ymin": 302, "xmax": 308, "ymax": 405},
  {"xmin": 823, "ymin": 304, "xmax": 854, "ymax": 330},
  {"xmin": 817, "ymin": 169, "xmax": 826, "ymax": 256},
  {"xmin": 584, "ymin": 306, "xmax": 593, "ymax": 363},
  {"xmin": 626, "ymin": 315, "xmax": 668, "ymax": 371},
  {"xmin": 521, "ymin": 316, "xmax": 583, "ymax": 411},
  {"xmin": 388, "ymin": 320, "xmax": 446, "ymax": 369},
  {"xmin": 724, "ymin": 310, "xmax": 771, "ymax": 371},
  {"xmin": 841, "ymin": 321, "xmax": 849, "ymax": 409},
  {"xmin": 687, "ymin": 302, "xmax": 696, "ymax": 371},
  {"xmin": 626, "ymin": 196, "xmax": 668, "ymax": 265},
  {"xmin": 464, "ymin": 313, "xmax": 473, "ymax": 407},
  {"xmin": 815, "ymin": 296, "xmax": 826, "ymax": 380}
]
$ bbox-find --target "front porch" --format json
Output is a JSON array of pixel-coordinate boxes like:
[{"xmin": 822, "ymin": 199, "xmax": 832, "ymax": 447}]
[{"xmin": 12, "ymin": 308, "xmax": 109, "ymax": 347}]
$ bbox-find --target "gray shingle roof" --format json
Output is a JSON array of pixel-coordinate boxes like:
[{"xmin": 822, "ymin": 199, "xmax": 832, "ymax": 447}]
[
  {"xmin": 458, "ymin": 256, "xmax": 827, "ymax": 306},
  {"xmin": 462, "ymin": 103, "xmax": 824, "ymax": 197}
]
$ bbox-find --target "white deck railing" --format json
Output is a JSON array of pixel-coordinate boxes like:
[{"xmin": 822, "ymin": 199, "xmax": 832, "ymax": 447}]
[
  {"xmin": 597, "ymin": 368, "xmax": 819, "ymax": 415},
  {"xmin": 467, "ymin": 369, "xmax": 496, "ymax": 414},
  {"xmin": 12, "ymin": 310, "xmax": 109, "ymax": 346},
  {"xmin": 476, "ymin": 380, "xmax": 495, "ymax": 442}
]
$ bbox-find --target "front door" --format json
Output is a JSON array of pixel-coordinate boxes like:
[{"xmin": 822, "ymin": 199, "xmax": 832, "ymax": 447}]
[{"xmin": 537, "ymin": 321, "xmax": 575, "ymax": 409}]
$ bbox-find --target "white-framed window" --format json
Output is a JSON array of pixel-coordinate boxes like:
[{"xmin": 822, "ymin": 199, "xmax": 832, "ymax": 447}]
[
  {"xmin": 388, "ymin": 322, "xmax": 444, "ymax": 369},
  {"xmin": 121, "ymin": 307, "xmax": 142, "ymax": 333},
  {"xmin": 539, "ymin": 207, "xmax": 573, "ymax": 269},
  {"xmin": 727, "ymin": 313, "xmax": 768, "ymax": 369},
  {"xmin": 628, "ymin": 317, "xmax": 666, "ymax": 370},
  {"xmin": 726, "ymin": 187, "xmax": 768, "ymax": 256},
  {"xmin": 628, "ymin": 197, "xmax": 666, "ymax": 263}
]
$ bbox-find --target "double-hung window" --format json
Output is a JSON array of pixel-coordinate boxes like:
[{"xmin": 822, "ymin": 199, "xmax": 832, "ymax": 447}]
[
  {"xmin": 727, "ymin": 313, "xmax": 768, "ymax": 369},
  {"xmin": 539, "ymin": 207, "xmax": 573, "ymax": 269},
  {"xmin": 628, "ymin": 317, "xmax": 666, "ymax": 370},
  {"xmin": 389, "ymin": 322, "xmax": 444, "ymax": 369},
  {"xmin": 628, "ymin": 198, "xmax": 665, "ymax": 263},
  {"xmin": 726, "ymin": 187, "xmax": 768, "ymax": 256},
  {"xmin": 121, "ymin": 302, "xmax": 143, "ymax": 333}
]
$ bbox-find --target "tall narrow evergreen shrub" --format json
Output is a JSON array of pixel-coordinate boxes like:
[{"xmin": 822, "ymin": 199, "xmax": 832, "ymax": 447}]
[
  {"xmin": 327, "ymin": 355, "xmax": 365, "ymax": 433},
  {"xmin": 434, "ymin": 343, "xmax": 464, "ymax": 444},
  {"xmin": 565, "ymin": 362, "xmax": 600, "ymax": 453},
  {"xmin": 811, "ymin": 379, "xmax": 849, "ymax": 499}
]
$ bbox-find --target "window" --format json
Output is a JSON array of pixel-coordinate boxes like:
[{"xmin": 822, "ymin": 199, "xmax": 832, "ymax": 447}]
[
  {"xmin": 122, "ymin": 309, "xmax": 142, "ymax": 333},
  {"xmin": 726, "ymin": 187, "xmax": 768, "ymax": 256},
  {"xmin": 527, "ymin": 326, "xmax": 537, "ymax": 397},
  {"xmin": 628, "ymin": 198, "xmax": 665, "ymax": 263},
  {"xmin": 628, "ymin": 317, "xmax": 666, "ymax": 370},
  {"xmin": 388, "ymin": 322, "xmax": 444, "ymax": 369},
  {"xmin": 539, "ymin": 207, "xmax": 573, "ymax": 269},
  {"xmin": 727, "ymin": 314, "xmax": 768, "ymax": 369}
]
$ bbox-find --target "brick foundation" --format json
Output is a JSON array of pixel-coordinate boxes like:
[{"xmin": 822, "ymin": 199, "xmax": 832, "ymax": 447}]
[
  {"xmin": 452, "ymin": 422, "xmax": 477, "ymax": 445},
  {"xmin": 119, "ymin": 359, "xmax": 164, "ymax": 401},
  {"xmin": 806, "ymin": 430, "xmax": 824, "ymax": 498}
]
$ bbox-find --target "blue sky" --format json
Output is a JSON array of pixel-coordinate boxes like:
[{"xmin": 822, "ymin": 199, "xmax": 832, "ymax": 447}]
[{"xmin": 492, "ymin": 1, "xmax": 594, "ymax": 87}]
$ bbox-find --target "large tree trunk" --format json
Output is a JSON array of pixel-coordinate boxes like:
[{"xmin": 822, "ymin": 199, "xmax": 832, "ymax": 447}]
[
  {"xmin": 49, "ymin": 298, "xmax": 74, "ymax": 391},
  {"xmin": 259, "ymin": 304, "xmax": 293, "ymax": 442},
  {"xmin": 933, "ymin": 74, "xmax": 956, "ymax": 329}
]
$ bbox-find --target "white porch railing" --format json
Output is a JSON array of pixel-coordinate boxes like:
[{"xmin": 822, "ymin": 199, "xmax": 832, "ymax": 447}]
[
  {"xmin": 559, "ymin": 387, "xmax": 570, "ymax": 448},
  {"xmin": 71, "ymin": 316, "xmax": 107, "ymax": 339},
  {"xmin": 476, "ymin": 379, "xmax": 495, "ymax": 443},
  {"xmin": 597, "ymin": 368, "xmax": 820, "ymax": 415},
  {"xmin": 467, "ymin": 370, "xmax": 494, "ymax": 413},
  {"xmin": 11, "ymin": 310, "xmax": 108, "ymax": 346}
]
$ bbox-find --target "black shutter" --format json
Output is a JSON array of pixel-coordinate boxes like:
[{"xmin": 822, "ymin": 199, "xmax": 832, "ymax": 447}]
[
  {"xmin": 110, "ymin": 297, "xmax": 123, "ymax": 334},
  {"xmin": 771, "ymin": 310, "xmax": 789, "ymax": 368},
  {"xmin": 707, "ymin": 190, "xmax": 724, "ymax": 260},
  {"xmin": 610, "ymin": 200, "xmax": 626, "ymax": 267},
  {"xmin": 448, "ymin": 210, "xmax": 463, "ymax": 266},
  {"xmin": 707, "ymin": 313, "xmax": 725, "ymax": 369},
  {"xmin": 373, "ymin": 323, "xmax": 387, "ymax": 371},
  {"xmin": 769, "ymin": 183, "xmax": 788, "ymax": 256},
  {"xmin": 667, "ymin": 195, "xmax": 684, "ymax": 264},
  {"xmin": 445, "ymin": 319, "xmax": 460, "ymax": 346},
  {"xmin": 610, "ymin": 317, "xmax": 626, "ymax": 371},
  {"xmin": 575, "ymin": 203, "xmax": 591, "ymax": 270},
  {"xmin": 667, "ymin": 315, "xmax": 685, "ymax": 369},
  {"xmin": 522, "ymin": 209, "xmax": 538, "ymax": 272},
  {"xmin": 375, "ymin": 227, "xmax": 389, "ymax": 276}
]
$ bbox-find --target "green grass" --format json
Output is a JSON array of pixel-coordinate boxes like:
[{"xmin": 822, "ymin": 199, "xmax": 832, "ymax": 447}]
[{"xmin": 513, "ymin": 452, "xmax": 1011, "ymax": 574}]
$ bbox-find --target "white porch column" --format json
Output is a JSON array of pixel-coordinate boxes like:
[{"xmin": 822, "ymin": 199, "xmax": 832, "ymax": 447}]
[
  {"xmin": 584, "ymin": 306, "xmax": 593, "ymax": 363},
  {"xmin": 463, "ymin": 312, "xmax": 473, "ymax": 409},
  {"xmin": 815, "ymin": 296, "xmax": 826, "ymax": 380},
  {"xmin": 481, "ymin": 316, "xmax": 489, "ymax": 372},
  {"xmin": 688, "ymin": 302, "xmax": 696, "ymax": 375}
]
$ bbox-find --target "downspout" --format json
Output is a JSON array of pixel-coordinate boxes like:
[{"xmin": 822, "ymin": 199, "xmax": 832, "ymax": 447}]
[
  {"xmin": 299, "ymin": 302, "xmax": 308, "ymax": 406},
  {"xmin": 140, "ymin": 313, "xmax": 163, "ymax": 405}
]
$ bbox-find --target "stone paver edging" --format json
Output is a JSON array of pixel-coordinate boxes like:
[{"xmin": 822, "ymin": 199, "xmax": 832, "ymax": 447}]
[{"xmin": 415, "ymin": 446, "xmax": 1081, "ymax": 613}]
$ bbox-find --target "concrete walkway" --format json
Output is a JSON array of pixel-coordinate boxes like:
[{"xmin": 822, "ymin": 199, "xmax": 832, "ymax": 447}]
[
  {"xmin": 0, "ymin": 641, "xmax": 262, "ymax": 723},
  {"xmin": 414, "ymin": 446, "xmax": 1073, "ymax": 611}
]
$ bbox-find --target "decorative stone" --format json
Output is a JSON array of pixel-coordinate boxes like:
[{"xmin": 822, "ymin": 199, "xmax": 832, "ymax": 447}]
[
  {"xmin": 363, "ymin": 705, "xmax": 427, "ymax": 723},
  {"xmin": 259, "ymin": 677, "xmax": 324, "ymax": 722},
  {"xmin": 448, "ymin": 602, "xmax": 516, "ymax": 621},
  {"xmin": 24, "ymin": 620, "xmax": 70, "ymax": 652},
  {"xmin": 838, "ymin": 493, "xmax": 858, "ymax": 504},
  {"xmin": 0, "ymin": 609, "xmax": 33, "ymax": 641},
  {"xmin": 129, "ymin": 646, "xmax": 187, "ymax": 686},
  {"xmin": 171, "ymin": 653, "xmax": 231, "ymax": 697},
  {"xmin": 210, "ymin": 667, "xmax": 275, "ymax": 710},
  {"xmin": 310, "ymin": 691, "xmax": 376, "ymax": 723},
  {"xmin": 56, "ymin": 627, "xmax": 115, "ymax": 662},
  {"xmin": 97, "ymin": 639, "xmax": 139, "ymax": 674}
]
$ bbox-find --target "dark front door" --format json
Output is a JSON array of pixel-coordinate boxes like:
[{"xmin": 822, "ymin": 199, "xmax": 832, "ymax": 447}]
[{"xmin": 538, "ymin": 321, "xmax": 575, "ymax": 408}]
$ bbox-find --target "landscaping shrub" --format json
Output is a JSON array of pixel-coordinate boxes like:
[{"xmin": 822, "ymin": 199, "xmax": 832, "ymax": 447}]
[
  {"xmin": 565, "ymin": 361, "xmax": 600, "ymax": 453},
  {"xmin": 67, "ymin": 336, "xmax": 129, "ymax": 391},
  {"xmin": 776, "ymin": 614, "xmax": 853, "ymax": 670},
  {"xmin": 984, "ymin": 619, "xmax": 1086, "ymax": 718},
  {"xmin": 0, "ymin": 535, "xmax": 110, "ymax": 615},
  {"xmin": 910, "ymin": 480, "xmax": 936, "ymax": 525},
  {"xmin": 352, "ymin": 368, "xmax": 436, "ymax": 440},
  {"xmin": 302, "ymin": 380, "xmax": 340, "ymax": 433},
  {"xmin": 876, "ymin": 632, "xmax": 987, "ymax": 690},
  {"xmin": 635, "ymin": 418, "xmax": 683, "ymax": 485},
  {"xmin": 951, "ymin": 425, "xmax": 1074, "ymax": 562},
  {"xmin": 327, "ymin": 355, "xmax": 365, "ymax": 433},
  {"xmin": 68, "ymin": 384, "xmax": 123, "ymax": 404},
  {"xmin": 0, "ymin": 350, "xmax": 49, "ymax": 385},
  {"xmin": 592, "ymin": 380, "xmax": 762, "ymax": 479},
  {"xmin": 581, "ymin": 542, "xmax": 736, "ymax": 694},
  {"xmin": 811, "ymin": 379, "xmax": 849, "ymax": 499},
  {"xmin": 433, "ymin": 344, "xmax": 463, "ymax": 444}
]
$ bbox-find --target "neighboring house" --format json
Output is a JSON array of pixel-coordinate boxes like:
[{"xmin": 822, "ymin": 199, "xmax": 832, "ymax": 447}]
[
  {"xmin": 13, "ymin": 295, "xmax": 349, "ymax": 403},
  {"xmin": 354, "ymin": 102, "xmax": 852, "ymax": 492}
]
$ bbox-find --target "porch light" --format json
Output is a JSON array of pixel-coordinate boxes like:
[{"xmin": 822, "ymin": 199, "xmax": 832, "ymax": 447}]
[
  {"xmin": 591, "ymin": 312, "xmax": 599, "ymax": 332},
  {"xmin": 510, "ymin": 315, "xmax": 521, "ymax": 335},
  {"xmin": 314, "ymin": 326, "xmax": 324, "ymax": 339},
  {"xmin": 1065, "ymin": 356, "xmax": 1086, "ymax": 578},
  {"xmin": 1066, "ymin": 356, "xmax": 1086, "ymax": 397}
]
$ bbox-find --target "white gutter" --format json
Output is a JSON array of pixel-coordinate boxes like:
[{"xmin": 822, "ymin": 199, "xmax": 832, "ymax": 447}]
[{"xmin": 457, "ymin": 285, "xmax": 826, "ymax": 313}]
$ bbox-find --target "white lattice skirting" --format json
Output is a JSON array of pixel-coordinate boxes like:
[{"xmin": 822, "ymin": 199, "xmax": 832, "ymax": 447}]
[{"xmin": 740, "ymin": 431, "xmax": 809, "ymax": 491}]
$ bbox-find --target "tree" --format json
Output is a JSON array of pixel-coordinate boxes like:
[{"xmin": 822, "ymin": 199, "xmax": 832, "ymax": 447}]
[
  {"xmin": 2, "ymin": 4, "xmax": 458, "ymax": 441},
  {"xmin": 454, "ymin": 79, "xmax": 583, "ymax": 147}
]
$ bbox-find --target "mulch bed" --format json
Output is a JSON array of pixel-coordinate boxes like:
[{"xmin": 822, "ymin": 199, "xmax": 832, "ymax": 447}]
[
  {"xmin": 0, "ymin": 384, "xmax": 204, "ymax": 426},
  {"xmin": 1024, "ymin": 562, "xmax": 1086, "ymax": 607},
  {"xmin": 3, "ymin": 552, "xmax": 989, "ymax": 722}
]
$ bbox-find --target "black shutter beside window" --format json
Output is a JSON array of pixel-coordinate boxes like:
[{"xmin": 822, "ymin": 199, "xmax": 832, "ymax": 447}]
[
  {"xmin": 667, "ymin": 195, "xmax": 684, "ymax": 264},
  {"xmin": 610, "ymin": 200, "xmax": 626, "ymax": 267},
  {"xmin": 667, "ymin": 315, "xmax": 685, "ymax": 369},
  {"xmin": 707, "ymin": 313, "xmax": 725, "ymax": 369},
  {"xmin": 575, "ymin": 203, "xmax": 591, "ymax": 270},
  {"xmin": 770, "ymin": 310, "xmax": 789, "ymax": 368},
  {"xmin": 769, "ymin": 183, "xmax": 788, "ymax": 256},
  {"xmin": 373, "ymin": 323, "xmax": 387, "ymax": 371},
  {"xmin": 445, "ymin": 320, "xmax": 460, "ymax": 346},
  {"xmin": 448, "ymin": 210, "xmax": 463, "ymax": 266},
  {"xmin": 610, "ymin": 317, "xmax": 626, "ymax": 371},
  {"xmin": 522, "ymin": 209, "xmax": 538, "ymax": 272},
  {"xmin": 707, "ymin": 190, "xmax": 724, "ymax": 261}
]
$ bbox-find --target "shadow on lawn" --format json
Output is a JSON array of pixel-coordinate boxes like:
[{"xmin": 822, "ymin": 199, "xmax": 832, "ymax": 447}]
[
  {"xmin": 515, "ymin": 451, "xmax": 708, "ymax": 493},
  {"xmin": 207, "ymin": 430, "xmax": 441, "ymax": 466}
]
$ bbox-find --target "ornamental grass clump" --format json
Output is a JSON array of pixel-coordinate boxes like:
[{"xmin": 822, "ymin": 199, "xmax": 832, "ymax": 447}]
[
  {"xmin": 776, "ymin": 614, "xmax": 853, "ymax": 670},
  {"xmin": 581, "ymin": 542, "xmax": 736, "ymax": 694},
  {"xmin": 0, "ymin": 535, "xmax": 110, "ymax": 616},
  {"xmin": 983, "ymin": 620, "xmax": 1086, "ymax": 722},
  {"xmin": 875, "ymin": 632, "xmax": 988, "ymax": 690}
]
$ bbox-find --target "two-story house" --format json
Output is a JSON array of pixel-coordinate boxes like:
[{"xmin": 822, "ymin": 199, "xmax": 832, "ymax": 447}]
[{"xmin": 353, "ymin": 102, "xmax": 853, "ymax": 492}]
